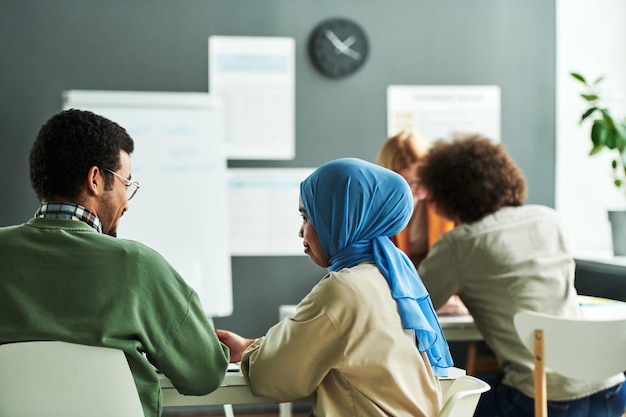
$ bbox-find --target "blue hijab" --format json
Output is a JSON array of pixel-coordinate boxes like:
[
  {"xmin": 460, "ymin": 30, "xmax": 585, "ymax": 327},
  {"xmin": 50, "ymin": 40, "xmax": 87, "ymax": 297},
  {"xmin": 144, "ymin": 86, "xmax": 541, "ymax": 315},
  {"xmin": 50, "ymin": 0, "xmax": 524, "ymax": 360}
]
[{"xmin": 300, "ymin": 158, "xmax": 452, "ymax": 377}]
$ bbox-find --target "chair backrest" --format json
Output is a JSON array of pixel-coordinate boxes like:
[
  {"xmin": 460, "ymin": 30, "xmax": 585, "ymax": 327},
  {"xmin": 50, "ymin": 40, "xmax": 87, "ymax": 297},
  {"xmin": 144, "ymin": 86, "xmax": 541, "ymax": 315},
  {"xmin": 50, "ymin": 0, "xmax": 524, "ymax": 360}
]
[
  {"xmin": 0, "ymin": 341, "xmax": 144, "ymax": 417},
  {"xmin": 438, "ymin": 375, "xmax": 491, "ymax": 417},
  {"xmin": 514, "ymin": 310, "xmax": 626, "ymax": 417},
  {"xmin": 514, "ymin": 311, "xmax": 626, "ymax": 381}
]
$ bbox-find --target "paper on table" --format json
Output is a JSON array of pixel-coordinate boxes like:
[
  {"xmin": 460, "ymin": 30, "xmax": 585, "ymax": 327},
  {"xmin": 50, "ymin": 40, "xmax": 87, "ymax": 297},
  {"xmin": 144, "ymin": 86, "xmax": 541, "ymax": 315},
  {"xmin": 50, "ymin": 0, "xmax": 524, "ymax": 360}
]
[{"xmin": 578, "ymin": 295, "xmax": 626, "ymax": 319}]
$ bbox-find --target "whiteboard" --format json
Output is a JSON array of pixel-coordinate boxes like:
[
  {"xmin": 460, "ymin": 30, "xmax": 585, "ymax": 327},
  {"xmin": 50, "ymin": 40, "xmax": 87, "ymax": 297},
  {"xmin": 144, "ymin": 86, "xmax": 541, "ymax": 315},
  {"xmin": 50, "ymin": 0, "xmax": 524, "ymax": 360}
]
[{"xmin": 63, "ymin": 90, "xmax": 232, "ymax": 317}]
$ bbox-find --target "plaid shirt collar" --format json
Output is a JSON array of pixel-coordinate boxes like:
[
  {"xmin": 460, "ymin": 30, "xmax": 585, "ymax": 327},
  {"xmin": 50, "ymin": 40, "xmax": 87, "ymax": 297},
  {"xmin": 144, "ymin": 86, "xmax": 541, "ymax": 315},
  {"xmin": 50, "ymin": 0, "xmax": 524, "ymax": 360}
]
[{"xmin": 34, "ymin": 202, "xmax": 102, "ymax": 233}]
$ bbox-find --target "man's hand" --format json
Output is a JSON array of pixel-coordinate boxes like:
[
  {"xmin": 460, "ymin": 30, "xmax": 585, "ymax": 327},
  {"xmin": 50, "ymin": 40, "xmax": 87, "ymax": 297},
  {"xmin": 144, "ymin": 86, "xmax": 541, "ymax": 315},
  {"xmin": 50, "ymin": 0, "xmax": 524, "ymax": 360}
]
[{"xmin": 215, "ymin": 329, "xmax": 255, "ymax": 363}]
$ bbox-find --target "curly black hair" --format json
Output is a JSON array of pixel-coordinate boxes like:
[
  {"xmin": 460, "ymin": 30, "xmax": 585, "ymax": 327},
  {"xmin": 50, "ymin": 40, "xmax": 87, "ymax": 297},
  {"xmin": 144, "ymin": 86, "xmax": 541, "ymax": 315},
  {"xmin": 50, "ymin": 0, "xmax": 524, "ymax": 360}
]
[
  {"xmin": 29, "ymin": 109, "xmax": 134, "ymax": 201},
  {"xmin": 417, "ymin": 133, "xmax": 527, "ymax": 224}
]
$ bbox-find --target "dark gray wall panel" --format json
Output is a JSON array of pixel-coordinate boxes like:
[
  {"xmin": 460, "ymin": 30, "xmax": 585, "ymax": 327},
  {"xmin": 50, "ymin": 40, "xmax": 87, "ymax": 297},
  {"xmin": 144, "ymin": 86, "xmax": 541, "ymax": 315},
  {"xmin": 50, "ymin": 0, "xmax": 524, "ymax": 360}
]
[{"xmin": 0, "ymin": 0, "xmax": 555, "ymax": 336}]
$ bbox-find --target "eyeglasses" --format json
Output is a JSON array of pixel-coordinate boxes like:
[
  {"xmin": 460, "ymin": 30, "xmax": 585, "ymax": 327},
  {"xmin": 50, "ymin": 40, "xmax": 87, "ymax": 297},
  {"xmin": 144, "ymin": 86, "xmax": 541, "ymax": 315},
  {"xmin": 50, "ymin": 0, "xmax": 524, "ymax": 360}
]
[{"xmin": 103, "ymin": 168, "xmax": 140, "ymax": 201}]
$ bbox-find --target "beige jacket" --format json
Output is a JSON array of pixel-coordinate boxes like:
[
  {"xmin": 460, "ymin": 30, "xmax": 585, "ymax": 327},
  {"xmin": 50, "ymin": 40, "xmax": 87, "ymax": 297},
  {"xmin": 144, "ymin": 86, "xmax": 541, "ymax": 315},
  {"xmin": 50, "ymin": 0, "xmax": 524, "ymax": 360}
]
[{"xmin": 241, "ymin": 262, "xmax": 442, "ymax": 416}]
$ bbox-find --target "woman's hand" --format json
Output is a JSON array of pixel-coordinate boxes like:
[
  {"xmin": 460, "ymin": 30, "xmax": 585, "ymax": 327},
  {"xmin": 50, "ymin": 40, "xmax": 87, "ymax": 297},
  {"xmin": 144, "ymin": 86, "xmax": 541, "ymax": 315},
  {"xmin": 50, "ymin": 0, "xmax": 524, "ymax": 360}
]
[
  {"xmin": 436, "ymin": 295, "xmax": 469, "ymax": 316},
  {"xmin": 215, "ymin": 329, "xmax": 255, "ymax": 363}
]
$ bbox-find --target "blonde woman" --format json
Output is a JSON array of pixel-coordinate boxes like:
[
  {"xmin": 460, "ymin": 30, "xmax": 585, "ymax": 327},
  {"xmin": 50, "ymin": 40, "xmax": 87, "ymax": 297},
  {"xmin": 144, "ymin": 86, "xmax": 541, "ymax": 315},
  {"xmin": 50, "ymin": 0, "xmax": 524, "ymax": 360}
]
[{"xmin": 377, "ymin": 129, "xmax": 466, "ymax": 316}]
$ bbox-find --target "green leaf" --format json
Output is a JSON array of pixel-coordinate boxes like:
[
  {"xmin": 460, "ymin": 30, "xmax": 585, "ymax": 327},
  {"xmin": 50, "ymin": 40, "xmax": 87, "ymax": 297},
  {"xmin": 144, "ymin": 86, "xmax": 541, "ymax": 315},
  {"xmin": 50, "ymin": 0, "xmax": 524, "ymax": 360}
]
[
  {"xmin": 591, "ymin": 120, "xmax": 608, "ymax": 149},
  {"xmin": 572, "ymin": 72, "xmax": 626, "ymax": 184},
  {"xmin": 581, "ymin": 107, "xmax": 597, "ymax": 122},
  {"xmin": 590, "ymin": 143, "xmax": 604, "ymax": 155},
  {"xmin": 615, "ymin": 121, "xmax": 626, "ymax": 147},
  {"xmin": 600, "ymin": 109, "xmax": 617, "ymax": 129},
  {"xmin": 571, "ymin": 72, "xmax": 586, "ymax": 84},
  {"xmin": 581, "ymin": 94, "xmax": 599, "ymax": 102},
  {"xmin": 606, "ymin": 128, "xmax": 618, "ymax": 149}
]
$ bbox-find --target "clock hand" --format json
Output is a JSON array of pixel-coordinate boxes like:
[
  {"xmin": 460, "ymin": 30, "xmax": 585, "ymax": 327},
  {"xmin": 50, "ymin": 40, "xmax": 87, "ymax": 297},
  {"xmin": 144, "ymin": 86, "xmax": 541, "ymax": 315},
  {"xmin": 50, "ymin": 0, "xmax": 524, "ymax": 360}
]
[
  {"xmin": 324, "ymin": 30, "xmax": 362, "ymax": 60},
  {"xmin": 325, "ymin": 30, "xmax": 347, "ymax": 52},
  {"xmin": 343, "ymin": 48, "xmax": 362, "ymax": 61},
  {"xmin": 342, "ymin": 36, "xmax": 356, "ymax": 49},
  {"xmin": 340, "ymin": 36, "xmax": 362, "ymax": 60}
]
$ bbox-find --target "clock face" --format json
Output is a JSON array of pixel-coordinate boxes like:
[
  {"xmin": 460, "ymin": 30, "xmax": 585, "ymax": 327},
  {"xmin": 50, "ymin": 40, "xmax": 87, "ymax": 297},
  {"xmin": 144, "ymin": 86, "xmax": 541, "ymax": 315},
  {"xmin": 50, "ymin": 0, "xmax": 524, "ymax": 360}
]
[{"xmin": 308, "ymin": 18, "xmax": 369, "ymax": 79}]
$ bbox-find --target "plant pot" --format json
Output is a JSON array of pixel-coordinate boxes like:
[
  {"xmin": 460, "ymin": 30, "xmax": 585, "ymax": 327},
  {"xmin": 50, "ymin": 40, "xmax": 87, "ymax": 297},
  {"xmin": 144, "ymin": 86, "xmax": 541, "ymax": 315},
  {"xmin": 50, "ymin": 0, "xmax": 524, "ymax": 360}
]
[{"xmin": 608, "ymin": 210, "xmax": 626, "ymax": 256}]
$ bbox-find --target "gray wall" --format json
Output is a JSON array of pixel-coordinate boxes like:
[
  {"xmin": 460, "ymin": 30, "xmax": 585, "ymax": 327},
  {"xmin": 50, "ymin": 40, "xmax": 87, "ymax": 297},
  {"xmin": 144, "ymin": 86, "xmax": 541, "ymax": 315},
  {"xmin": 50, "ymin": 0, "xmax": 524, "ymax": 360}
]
[{"xmin": 0, "ymin": 0, "xmax": 556, "ymax": 337}]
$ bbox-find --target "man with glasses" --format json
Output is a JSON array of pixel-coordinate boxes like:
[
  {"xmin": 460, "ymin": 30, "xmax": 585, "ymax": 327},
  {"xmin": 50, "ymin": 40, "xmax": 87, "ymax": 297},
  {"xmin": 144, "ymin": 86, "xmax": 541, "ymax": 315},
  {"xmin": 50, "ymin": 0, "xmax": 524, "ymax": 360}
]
[{"xmin": 0, "ymin": 109, "xmax": 229, "ymax": 417}]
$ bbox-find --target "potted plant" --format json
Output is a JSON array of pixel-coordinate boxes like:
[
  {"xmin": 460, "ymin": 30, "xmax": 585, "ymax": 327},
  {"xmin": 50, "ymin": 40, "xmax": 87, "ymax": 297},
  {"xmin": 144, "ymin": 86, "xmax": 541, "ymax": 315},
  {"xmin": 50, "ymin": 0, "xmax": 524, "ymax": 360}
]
[{"xmin": 571, "ymin": 72, "xmax": 626, "ymax": 255}]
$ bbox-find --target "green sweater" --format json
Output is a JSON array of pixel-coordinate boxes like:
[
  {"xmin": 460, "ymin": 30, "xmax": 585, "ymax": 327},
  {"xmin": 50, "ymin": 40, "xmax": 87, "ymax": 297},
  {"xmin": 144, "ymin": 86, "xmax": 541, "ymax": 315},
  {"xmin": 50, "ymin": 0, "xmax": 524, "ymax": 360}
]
[{"xmin": 0, "ymin": 218, "xmax": 229, "ymax": 417}]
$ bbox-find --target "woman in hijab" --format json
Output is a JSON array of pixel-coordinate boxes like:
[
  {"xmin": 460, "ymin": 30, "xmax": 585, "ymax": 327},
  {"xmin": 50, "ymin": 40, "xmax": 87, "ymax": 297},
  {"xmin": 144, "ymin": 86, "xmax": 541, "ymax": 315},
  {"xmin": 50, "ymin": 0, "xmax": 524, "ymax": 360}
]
[{"xmin": 216, "ymin": 158, "xmax": 452, "ymax": 417}]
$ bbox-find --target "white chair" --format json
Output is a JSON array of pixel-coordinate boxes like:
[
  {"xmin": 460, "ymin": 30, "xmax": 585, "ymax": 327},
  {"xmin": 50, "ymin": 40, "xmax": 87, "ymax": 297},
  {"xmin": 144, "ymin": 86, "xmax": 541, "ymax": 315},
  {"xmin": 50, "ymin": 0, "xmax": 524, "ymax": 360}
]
[
  {"xmin": 438, "ymin": 375, "xmax": 491, "ymax": 417},
  {"xmin": 0, "ymin": 341, "xmax": 144, "ymax": 417},
  {"xmin": 514, "ymin": 311, "xmax": 626, "ymax": 417}
]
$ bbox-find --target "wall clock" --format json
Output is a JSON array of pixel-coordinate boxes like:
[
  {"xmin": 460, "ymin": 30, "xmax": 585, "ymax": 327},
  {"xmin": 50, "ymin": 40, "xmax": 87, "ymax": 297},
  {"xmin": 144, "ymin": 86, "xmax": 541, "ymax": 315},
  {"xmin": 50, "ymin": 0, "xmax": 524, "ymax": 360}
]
[{"xmin": 308, "ymin": 18, "xmax": 369, "ymax": 79}]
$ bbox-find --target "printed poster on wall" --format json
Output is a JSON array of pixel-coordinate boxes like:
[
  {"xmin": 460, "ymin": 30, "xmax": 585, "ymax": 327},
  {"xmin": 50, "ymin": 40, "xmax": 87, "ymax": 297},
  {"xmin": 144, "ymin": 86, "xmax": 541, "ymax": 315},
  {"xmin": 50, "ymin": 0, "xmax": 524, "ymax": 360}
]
[
  {"xmin": 387, "ymin": 85, "xmax": 501, "ymax": 143},
  {"xmin": 209, "ymin": 36, "xmax": 295, "ymax": 160},
  {"xmin": 228, "ymin": 168, "xmax": 315, "ymax": 256}
]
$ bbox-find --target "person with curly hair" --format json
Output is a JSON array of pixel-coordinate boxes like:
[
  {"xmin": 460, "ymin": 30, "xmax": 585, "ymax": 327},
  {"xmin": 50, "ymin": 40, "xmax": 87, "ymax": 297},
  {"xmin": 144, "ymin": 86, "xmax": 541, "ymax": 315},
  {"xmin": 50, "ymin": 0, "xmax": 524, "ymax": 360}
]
[
  {"xmin": 1, "ymin": 109, "xmax": 229, "ymax": 417},
  {"xmin": 417, "ymin": 133, "xmax": 626, "ymax": 417}
]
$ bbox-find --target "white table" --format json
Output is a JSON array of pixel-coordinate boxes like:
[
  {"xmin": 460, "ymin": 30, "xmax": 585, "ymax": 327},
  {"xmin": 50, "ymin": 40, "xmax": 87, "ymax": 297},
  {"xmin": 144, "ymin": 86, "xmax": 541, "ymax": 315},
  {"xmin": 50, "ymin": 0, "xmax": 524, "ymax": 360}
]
[
  {"xmin": 164, "ymin": 297, "xmax": 626, "ymax": 415},
  {"xmin": 160, "ymin": 367, "xmax": 466, "ymax": 412},
  {"xmin": 577, "ymin": 295, "xmax": 626, "ymax": 319},
  {"xmin": 575, "ymin": 251, "xmax": 626, "ymax": 269},
  {"xmin": 437, "ymin": 314, "xmax": 483, "ymax": 342},
  {"xmin": 160, "ymin": 371, "xmax": 275, "ymax": 407},
  {"xmin": 436, "ymin": 295, "xmax": 626, "ymax": 342}
]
